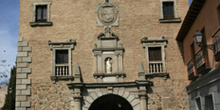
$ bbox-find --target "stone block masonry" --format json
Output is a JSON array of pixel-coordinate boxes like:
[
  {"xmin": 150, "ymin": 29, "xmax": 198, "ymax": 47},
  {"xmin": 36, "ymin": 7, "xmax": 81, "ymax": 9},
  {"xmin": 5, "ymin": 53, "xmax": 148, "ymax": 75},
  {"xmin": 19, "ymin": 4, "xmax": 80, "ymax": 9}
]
[{"xmin": 16, "ymin": 37, "xmax": 32, "ymax": 110}]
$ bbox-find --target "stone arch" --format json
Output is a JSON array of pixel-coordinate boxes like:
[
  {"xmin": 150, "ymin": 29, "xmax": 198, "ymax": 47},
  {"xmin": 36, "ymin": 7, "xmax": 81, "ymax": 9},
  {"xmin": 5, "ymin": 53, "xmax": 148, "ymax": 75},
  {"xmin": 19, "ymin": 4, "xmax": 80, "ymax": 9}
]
[
  {"xmin": 89, "ymin": 94, "xmax": 133, "ymax": 110},
  {"xmin": 82, "ymin": 88, "xmax": 140, "ymax": 110}
]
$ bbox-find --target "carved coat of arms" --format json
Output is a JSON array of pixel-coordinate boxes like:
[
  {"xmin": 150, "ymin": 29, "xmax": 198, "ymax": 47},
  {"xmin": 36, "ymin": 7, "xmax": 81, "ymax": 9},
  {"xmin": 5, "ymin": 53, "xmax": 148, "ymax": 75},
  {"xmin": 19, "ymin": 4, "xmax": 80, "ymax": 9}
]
[{"xmin": 97, "ymin": 2, "xmax": 119, "ymax": 26}]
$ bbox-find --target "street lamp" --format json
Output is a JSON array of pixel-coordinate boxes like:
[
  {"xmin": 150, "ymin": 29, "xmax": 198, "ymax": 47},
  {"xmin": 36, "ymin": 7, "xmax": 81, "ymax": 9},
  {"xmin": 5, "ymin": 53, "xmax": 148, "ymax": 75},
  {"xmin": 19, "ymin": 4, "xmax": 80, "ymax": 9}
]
[
  {"xmin": 9, "ymin": 86, "xmax": 12, "ymax": 110},
  {"xmin": 194, "ymin": 30, "xmax": 214, "ymax": 50},
  {"xmin": 194, "ymin": 30, "xmax": 203, "ymax": 47}
]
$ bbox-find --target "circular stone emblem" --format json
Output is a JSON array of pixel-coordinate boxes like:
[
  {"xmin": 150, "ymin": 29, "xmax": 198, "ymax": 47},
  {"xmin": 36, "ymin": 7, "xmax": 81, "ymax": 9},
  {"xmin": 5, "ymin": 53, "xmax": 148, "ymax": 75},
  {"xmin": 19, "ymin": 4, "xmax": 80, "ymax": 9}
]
[{"xmin": 98, "ymin": 6, "xmax": 117, "ymax": 25}]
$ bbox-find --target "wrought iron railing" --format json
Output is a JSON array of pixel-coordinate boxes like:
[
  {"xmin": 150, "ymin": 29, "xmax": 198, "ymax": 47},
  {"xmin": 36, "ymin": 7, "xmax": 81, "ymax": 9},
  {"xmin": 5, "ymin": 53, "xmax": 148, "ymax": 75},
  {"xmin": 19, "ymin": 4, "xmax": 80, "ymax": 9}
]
[
  {"xmin": 187, "ymin": 58, "xmax": 194, "ymax": 76},
  {"xmin": 149, "ymin": 61, "xmax": 163, "ymax": 73},
  {"xmin": 195, "ymin": 48, "xmax": 206, "ymax": 70},
  {"xmin": 213, "ymin": 29, "xmax": 220, "ymax": 61},
  {"xmin": 55, "ymin": 64, "xmax": 69, "ymax": 76}
]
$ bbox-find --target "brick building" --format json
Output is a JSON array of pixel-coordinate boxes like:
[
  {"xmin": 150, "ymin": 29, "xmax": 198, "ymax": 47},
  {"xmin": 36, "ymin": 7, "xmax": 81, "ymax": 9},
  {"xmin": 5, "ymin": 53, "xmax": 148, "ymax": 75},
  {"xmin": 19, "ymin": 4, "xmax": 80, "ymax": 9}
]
[
  {"xmin": 16, "ymin": 0, "xmax": 189, "ymax": 110},
  {"xmin": 176, "ymin": 0, "xmax": 220, "ymax": 109}
]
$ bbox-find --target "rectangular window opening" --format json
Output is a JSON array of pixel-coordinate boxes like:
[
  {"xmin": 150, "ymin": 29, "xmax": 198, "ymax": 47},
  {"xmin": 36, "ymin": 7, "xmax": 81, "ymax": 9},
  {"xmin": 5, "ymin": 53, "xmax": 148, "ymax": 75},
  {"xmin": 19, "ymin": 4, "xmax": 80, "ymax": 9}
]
[
  {"xmin": 55, "ymin": 50, "xmax": 69, "ymax": 76},
  {"xmin": 195, "ymin": 98, "xmax": 202, "ymax": 110},
  {"xmin": 149, "ymin": 47, "xmax": 162, "ymax": 61},
  {"xmin": 205, "ymin": 95, "xmax": 214, "ymax": 110},
  {"xmin": 163, "ymin": 2, "xmax": 174, "ymax": 19},
  {"xmin": 56, "ymin": 50, "xmax": 68, "ymax": 64},
  {"xmin": 36, "ymin": 5, "xmax": 47, "ymax": 22},
  {"xmin": 217, "ymin": 5, "xmax": 220, "ymax": 25},
  {"xmin": 148, "ymin": 47, "xmax": 163, "ymax": 73}
]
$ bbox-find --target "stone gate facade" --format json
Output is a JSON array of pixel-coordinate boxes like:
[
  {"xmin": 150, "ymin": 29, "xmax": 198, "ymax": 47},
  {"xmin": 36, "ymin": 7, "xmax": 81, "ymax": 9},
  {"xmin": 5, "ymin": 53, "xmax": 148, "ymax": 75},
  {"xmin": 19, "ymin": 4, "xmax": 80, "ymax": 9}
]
[{"xmin": 16, "ymin": 0, "xmax": 190, "ymax": 110}]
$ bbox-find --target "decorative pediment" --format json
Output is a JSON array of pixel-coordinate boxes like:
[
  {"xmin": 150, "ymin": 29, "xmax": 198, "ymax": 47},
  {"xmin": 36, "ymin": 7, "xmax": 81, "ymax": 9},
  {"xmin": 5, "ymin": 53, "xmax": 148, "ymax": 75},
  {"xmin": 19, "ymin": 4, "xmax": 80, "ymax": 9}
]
[{"xmin": 48, "ymin": 39, "xmax": 76, "ymax": 50}]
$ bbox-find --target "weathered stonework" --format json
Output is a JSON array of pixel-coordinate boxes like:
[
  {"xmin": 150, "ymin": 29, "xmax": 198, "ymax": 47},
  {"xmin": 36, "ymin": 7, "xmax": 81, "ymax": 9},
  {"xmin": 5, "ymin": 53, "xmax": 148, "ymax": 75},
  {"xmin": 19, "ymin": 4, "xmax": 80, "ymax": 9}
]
[
  {"xmin": 29, "ymin": 83, "xmax": 72, "ymax": 110},
  {"xmin": 16, "ymin": 37, "xmax": 32, "ymax": 110},
  {"xmin": 17, "ymin": 0, "xmax": 190, "ymax": 110}
]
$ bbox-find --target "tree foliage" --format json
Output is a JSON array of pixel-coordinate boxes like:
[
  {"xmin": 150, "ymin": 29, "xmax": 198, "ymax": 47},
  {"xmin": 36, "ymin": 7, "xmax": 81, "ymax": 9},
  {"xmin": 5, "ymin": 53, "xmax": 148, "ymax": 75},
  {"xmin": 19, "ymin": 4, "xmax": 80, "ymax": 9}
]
[{"xmin": 1, "ymin": 66, "xmax": 16, "ymax": 110}]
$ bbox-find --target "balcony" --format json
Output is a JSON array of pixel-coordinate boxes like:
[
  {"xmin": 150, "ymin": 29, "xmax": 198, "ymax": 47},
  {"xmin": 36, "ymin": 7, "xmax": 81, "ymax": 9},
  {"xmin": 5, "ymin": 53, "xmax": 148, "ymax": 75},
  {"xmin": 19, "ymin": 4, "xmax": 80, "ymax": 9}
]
[
  {"xmin": 50, "ymin": 64, "xmax": 73, "ymax": 81},
  {"xmin": 187, "ymin": 59, "xmax": 198, "ymax": 80},
  {"xmin": 55, "ymin": 64, "xmax": 69, "ymax": 76},
  {"xmin": 213, "ymin": 29, "xmax": 220, "ymax": 61},
  {"xmin": 149, "ymin": 61, "xmax": 163, "ymax": 73},
  {"xmin": 195, "ymin": 48, "xmax": 211, "ymax": 75},
  {"xmin": 145, "ymin": 61, "xmax": 169, "ymax": 79}
]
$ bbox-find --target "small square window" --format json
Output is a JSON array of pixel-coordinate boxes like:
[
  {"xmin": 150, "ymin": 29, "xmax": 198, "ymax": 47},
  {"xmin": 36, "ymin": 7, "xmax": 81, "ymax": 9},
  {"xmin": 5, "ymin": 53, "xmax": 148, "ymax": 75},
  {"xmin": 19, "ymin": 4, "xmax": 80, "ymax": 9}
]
[
  {"xmin": 36, "ymin": 5, "xmax": 47, "ymax": 22},
  {"xmin": 30, "ymin": 1, "xmax": 52, "ymax": 26},
  {"xmin": 159, "ymin": 0, "xmax": 181, "ymax": 23},
  {"xmin": 163, "ymin": 2, "xmax": 174, "ymax": 19}
]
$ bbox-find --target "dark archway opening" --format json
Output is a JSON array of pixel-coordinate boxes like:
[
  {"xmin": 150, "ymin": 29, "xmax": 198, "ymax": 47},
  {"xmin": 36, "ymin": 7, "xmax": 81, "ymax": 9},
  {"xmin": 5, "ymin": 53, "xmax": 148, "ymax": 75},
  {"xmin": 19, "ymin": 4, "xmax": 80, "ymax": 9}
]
[{"xmin": 89, "ymin": 94, "xmax": 133, "ymax": 110}]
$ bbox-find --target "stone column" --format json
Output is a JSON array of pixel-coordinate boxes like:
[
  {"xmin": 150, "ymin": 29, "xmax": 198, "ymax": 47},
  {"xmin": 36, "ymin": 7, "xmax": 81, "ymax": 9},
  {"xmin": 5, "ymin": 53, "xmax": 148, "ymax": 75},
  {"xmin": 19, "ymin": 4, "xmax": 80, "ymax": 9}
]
[
  {"xmin": 139, "ymin": 86, "xmax": 147, "ymax": 110},
  {"xmin": 73, "ymin": 88, "xmax": 82, "ymax": 110},
  {"xmin": 139, "ymin": 95, "xmax": 147, "ymax": 110},
  {"xmin": 74, "ymin": 98, "xmax": 81, "ymax": 110}
]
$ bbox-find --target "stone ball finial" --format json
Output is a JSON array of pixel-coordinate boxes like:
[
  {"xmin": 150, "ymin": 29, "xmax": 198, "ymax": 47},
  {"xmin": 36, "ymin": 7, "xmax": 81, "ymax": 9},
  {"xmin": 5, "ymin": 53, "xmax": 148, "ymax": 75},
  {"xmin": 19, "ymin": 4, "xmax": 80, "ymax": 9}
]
[
  {"xmin": 69, "ymin": 39, "xmax": 75, "ymax": 43},
  {"xmin": 48, "ymin": 40, "xmax": 51, "ymax": 45},
  {"xmin": 162, "ymin": 36, "xmax": 167, "ymax": 40},
  {"xmin": 143, "ymin": 36, "xmax": 148, "ymax": 40}
]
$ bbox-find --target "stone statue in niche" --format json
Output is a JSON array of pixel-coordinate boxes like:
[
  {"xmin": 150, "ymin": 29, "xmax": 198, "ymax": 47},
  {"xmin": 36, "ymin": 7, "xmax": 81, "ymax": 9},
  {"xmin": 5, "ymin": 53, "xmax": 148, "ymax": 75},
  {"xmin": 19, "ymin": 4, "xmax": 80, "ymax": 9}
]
[
  {"xmin": 106, "ymin": 58, "xmax": 112, "ymax": 73},
  {"xmin": 104, "ymin": 26, "xmax": 111, "ymax": 37}
]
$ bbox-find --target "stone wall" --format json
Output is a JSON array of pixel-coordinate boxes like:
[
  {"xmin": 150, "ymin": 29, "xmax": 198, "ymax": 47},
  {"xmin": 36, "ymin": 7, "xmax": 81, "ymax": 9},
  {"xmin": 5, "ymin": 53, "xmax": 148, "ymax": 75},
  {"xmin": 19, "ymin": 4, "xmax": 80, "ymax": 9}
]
[
  {"xmin": 148, "ymin": 78, "xmax": 189, "ymax": 110},
  {"xmin": 18, "ymin": 0, "xmax": 190, "ymax": 109},
  {"xmin": 28, "ymin": 82, "xmax": 72, "ymax": 110}
]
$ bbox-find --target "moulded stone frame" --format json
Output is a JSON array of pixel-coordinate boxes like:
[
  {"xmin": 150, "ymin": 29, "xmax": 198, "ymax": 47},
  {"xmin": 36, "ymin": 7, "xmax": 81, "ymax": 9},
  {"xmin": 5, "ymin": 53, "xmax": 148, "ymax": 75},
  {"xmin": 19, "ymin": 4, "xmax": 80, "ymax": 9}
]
[
  {"xmin": 93, "ymin": 50, "xmax": 125, "ymax": 83},
  {"xmin": 145, "ymin": 44, "xmax": 166, "ymax": 73},
  {"xmin": 204, "ymin": 93, "xmax": 216, "ymax": 110},
  {"xmin": 30, "ymin": 1, "xmax": 52, "ymax": 26},
  {"xmin": 194, "ymin": 96, "xmax": 202, "ymax": 110},
  {"xmin": 159, "ymin": 0, "xmax": 181, "ymax": 23},
  {"xmin": 141, "ymin": 37, "xmax": 168, "ymax": 74},
  {"xmin": 48, "ymin": 40, "xmax": 76, "ymax": 83},
  {"xmin": 68, "ymin": 80, "xmax": 152, "ymax": 110}
]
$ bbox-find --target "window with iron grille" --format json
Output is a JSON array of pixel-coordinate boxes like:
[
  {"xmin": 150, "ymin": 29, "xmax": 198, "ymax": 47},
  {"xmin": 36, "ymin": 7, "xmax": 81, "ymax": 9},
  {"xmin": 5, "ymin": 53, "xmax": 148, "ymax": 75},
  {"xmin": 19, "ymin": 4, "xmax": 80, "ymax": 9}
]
[
  {"xmin": 163, "ymin": 2, "xmax": 174, "ymax": 19},
  {"xmin": 36, "ymin": 5, "xmax": 47, "ymax": 22}
]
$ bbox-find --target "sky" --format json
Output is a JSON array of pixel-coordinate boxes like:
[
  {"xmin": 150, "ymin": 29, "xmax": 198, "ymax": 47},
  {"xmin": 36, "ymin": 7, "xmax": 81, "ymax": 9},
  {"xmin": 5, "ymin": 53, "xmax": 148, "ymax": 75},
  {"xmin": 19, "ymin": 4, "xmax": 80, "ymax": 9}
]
[
  {"xmin": 0, "ymin": 0, "xmax": 20, "ymax": 86},
  {"xmin": 0, "ymin": 0, "xmax": 193, "ymax": 86}
]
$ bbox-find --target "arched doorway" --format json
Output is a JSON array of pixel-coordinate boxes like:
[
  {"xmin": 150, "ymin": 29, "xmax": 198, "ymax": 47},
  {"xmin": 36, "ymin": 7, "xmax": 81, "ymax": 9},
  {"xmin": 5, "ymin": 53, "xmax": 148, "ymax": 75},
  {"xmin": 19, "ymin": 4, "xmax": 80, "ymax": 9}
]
[{"xmin": 89, "ymin": 94, "xmax": 133, "ymax": 110}]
